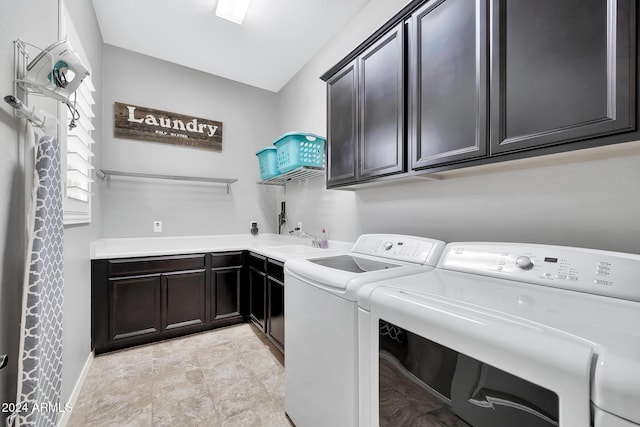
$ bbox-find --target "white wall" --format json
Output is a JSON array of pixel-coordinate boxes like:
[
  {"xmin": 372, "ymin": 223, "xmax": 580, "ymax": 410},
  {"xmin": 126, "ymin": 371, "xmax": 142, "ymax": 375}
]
[
  {"xmin": 276, "ymin": 0, "xmax": 640, "ymax": 254},
  {"xmin": 62, "ymin": 0, "xmax": 103, "ymax": 414},
  {"xmin": 0, "ymin": 0, "xmax": 101, "ymax": 422},
  {"xmin": 275, "ymin": 0, "xmax": 417, "ymax": 241},
  {"xmin": 101, "ymin": 45, "xmax": 279, "ymax": 237}
]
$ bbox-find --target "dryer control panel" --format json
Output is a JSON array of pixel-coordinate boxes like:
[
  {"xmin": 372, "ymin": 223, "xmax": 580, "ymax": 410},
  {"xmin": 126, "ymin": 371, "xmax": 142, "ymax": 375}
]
[
  {"xmin": 439, "ymin": 242, "xmax": 640, "ymax": 302},
  {"xmin": 351, "ymin": 234, "xmax": 445, "ymax": 266}
]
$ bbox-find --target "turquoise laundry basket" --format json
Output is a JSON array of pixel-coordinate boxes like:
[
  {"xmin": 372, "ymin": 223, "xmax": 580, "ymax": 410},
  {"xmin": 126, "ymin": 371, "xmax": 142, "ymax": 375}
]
[
  {"xmin": 273, "ymin": 132, "xmax": 326, "ymax": 174},
  {"xmin": 256, "ymin": 146, "xmax": 280, "ymax": 180}
]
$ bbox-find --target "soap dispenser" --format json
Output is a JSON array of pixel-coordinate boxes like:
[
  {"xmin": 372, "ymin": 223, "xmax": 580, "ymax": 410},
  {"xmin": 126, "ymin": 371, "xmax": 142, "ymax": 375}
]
[{"xmin": 320, "ymin": 229, "xmax": 328, "ymax": 249}]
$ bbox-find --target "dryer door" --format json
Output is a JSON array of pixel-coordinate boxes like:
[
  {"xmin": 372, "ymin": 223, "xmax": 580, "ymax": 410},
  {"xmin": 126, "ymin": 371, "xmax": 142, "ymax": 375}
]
[
  {"xmin": 378, "ymin": 319, "xmax": 559, "ymax": 426},
  {"xmin": 363, "ymin": 287, "xmax": 594, "ymax": 427}
]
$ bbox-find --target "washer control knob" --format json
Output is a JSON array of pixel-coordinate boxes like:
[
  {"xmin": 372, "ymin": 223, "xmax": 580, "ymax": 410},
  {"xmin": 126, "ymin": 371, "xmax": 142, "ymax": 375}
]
[
  {"xmin": 516, "ymin": 256, "xmax": 534, "ymax": 270},
  {"xmin": 383, "ymin": 241, "xmax": 393, "ymax": 251}
]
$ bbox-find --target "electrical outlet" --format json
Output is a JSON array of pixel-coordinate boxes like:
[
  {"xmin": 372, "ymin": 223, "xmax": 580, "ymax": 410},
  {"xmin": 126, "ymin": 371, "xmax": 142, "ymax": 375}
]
[
  {"xmin": 297, "ymin": 222, "xmax": 303, "ymax": 231},
  {"xmin": 153, "ymin": 221, "xmax": 162, "ymax": 233}
]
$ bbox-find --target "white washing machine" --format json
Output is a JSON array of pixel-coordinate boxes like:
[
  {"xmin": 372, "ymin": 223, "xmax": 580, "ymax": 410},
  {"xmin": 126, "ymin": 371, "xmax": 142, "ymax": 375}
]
[
  {"xmin": 284, "ymin": 234, "xmax": 446, "ymax": 427},
  {"xmin": 358, "ymin": 242, "xmax": 640, "ymax": 427}
]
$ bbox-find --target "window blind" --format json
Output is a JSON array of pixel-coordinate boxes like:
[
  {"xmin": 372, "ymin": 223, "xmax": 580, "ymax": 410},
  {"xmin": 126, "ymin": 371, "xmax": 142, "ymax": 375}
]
[
  {"xmin": 65, "ymin": 78, "xmax": 95, "ymax": 203},
  {"xmin": 61, "ymin": 7, "xmax": 96, "ymax": 224}
]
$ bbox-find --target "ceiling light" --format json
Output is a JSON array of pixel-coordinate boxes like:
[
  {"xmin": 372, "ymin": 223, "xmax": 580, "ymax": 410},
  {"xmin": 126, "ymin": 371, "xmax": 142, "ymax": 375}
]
[{"xmin": 216, "ymin": 0, "xmax": 252, "ymax": 25}]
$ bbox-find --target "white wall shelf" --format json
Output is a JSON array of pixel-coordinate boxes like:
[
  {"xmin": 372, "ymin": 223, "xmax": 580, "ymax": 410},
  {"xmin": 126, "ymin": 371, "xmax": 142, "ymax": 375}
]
[
  {"xmin": 257, "ymin": 166, "xmax": 324, "ymax": 187},
  {"xmin": 97, "ymin": 169, "xmax": 238, "ymax": 193}
]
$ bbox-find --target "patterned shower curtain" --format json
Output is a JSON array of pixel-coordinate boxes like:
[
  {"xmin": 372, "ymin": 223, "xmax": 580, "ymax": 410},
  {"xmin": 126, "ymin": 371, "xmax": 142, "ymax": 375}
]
[{"xmin": 7, "ymin": 136, "xmax": 64, "ymax": 427}]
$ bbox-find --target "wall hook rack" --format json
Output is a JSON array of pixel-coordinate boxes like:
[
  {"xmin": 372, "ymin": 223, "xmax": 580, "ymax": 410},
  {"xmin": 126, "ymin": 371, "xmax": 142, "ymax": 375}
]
[
  {"xmin": 3, "ymin": 94, "xmax": 53, "ymax": 130},
  {"xmin": 7, "ymin": 39, "xmax": 84, "ymax": 131},
  {"xmin": 5, "ymin": 39, "xmax": 59, "ymax": 130}
]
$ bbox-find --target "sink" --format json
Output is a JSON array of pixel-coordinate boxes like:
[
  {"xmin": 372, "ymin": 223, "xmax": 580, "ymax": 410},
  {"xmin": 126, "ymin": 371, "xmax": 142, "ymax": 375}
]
[{"xmin": 266, "ymin": 245, "xmax": 324, "ymax": 255}]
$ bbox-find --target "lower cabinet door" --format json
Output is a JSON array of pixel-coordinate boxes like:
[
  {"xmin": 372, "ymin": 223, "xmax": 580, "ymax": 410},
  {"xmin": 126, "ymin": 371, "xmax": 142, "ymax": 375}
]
[
  {"xmin": 162, "ymin": 269, "xmax": 206, "ymax": 331},
  {"xmin": 212, "ymin": 267, "xmax": 242, "ymax": 321},
  {"xmin": 267, "ymin": 277, "xmax": 285, "ymax": 352},
  {"xmin": 108, "ymin": 275, "xmax": 162, "ymax": 341},
  {"xmin": 249, "ymin": 267, "xmax": 267, "ymax": 331}
]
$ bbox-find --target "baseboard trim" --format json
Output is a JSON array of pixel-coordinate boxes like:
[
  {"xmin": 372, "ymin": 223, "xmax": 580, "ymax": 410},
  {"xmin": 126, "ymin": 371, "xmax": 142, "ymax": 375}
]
[{"xmin": 57, "ymin": 351, "xmax": 94, "ymax": 427}]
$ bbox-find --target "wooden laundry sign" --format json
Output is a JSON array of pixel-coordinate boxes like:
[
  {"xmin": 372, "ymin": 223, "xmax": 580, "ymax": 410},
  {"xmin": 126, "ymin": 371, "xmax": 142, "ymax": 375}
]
[{"xmin": 113, "ymin": 102, "xmax": 223, "ymax": 151}]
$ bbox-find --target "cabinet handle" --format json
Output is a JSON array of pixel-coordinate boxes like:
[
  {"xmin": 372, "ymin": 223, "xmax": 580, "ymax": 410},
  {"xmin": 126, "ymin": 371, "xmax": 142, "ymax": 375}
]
[{"xmin": 0, "ymin": 354, "xmax": 7, "ymax": 370}]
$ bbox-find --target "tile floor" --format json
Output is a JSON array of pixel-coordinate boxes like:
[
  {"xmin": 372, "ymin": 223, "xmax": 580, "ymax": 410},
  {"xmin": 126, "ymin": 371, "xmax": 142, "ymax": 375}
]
[{"xmin": 67, "ymin": 323, "xmax": 290, "ymax": 427}]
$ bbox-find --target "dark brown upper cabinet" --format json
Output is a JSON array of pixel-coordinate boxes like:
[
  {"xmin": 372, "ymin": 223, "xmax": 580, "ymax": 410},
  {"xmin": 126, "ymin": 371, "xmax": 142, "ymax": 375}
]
[
  {"xmin": 326, "ymin": 62, "xmax": 358, "ymax": 187},
  {"xmin": 322, "ymin": 0, "xmax": 636, "ymax": 186},
  {"xmin": 490, "ymin": 0, "xmax": 635, "ymax": 154},
  {"xmin": 410, "ymin": 0, "xmax": 488, "ymax": 169},
  {"xmin": 326, "ymin": 23, "xmax": 406, "ymax": 187},
  {"xmin": 359, "ymin": 23, "xmax": 406, "ymax": 179}
]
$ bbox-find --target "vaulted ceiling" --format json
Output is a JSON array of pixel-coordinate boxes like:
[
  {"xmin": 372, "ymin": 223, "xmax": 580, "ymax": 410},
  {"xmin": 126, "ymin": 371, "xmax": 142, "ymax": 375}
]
[{"xmin": 92, "ymin": 0, "xmax": 370, "ymax": 92}]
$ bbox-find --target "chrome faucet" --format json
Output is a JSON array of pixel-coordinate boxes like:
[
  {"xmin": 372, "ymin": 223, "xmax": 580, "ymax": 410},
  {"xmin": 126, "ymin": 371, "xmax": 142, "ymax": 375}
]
[{"xmin": 298, "ymin": 231, "xmax": 320, "ymax": 248}]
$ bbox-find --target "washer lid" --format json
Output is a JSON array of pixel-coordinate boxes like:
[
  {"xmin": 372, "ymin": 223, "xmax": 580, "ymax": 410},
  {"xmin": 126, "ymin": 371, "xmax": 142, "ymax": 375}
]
[
  {"xmin": 308, "ymin": 255, "xmax": 401, "ymax": 273},
  {"xmin": 285, "ymin": 253, "xmax": 435, "ymax": 301}
]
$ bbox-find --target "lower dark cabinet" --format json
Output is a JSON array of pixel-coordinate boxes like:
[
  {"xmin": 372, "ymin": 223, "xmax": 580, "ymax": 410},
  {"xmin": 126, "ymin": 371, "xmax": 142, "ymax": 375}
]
[
  {"xmin": 92, "ymin": 250, "xmax": 287, "ymax": 354},
  {"xmin": 248, "ymin": 254, "xmax": 285, "ymax": 353},
  {"xmin": 211, "ymin": 251, "xmax": 245, "ymax": 323},
  {"xmin": 266, "ymin": 258, "xmax": 285, "ymax": 352},
  {"xmin": 267, "ymin": 276, "xmax": 285, "ymax": 352},
  {"xmin": 212, "ymin": 267, "xmax": 243, "ymax": 321},
  {"xmin": 249, "ymin": 265, "xmax": 267, "ymax": 331},
  {"xmin": 108, "ymin": 275, "xmax": 161, "ymax": 342},
  {"xmin": 92, "ymin": 251, "xmax": 246, "ymax": 354},
  {"xmin": 162, "ymin": 269, "xmax": 206, "ymax": 331}
]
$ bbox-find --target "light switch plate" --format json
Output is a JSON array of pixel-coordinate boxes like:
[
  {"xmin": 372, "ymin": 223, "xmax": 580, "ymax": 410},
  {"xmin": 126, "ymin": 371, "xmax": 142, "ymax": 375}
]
[{"xmin": 153, "ymin": 221, "xmax": 162, "ymax": 233}]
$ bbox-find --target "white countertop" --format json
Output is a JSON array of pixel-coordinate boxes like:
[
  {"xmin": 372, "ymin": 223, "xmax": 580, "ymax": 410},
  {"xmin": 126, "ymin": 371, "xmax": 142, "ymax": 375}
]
[{"xmin": 90, "ymin": 233, "xmax": 352, "ymax": 261}]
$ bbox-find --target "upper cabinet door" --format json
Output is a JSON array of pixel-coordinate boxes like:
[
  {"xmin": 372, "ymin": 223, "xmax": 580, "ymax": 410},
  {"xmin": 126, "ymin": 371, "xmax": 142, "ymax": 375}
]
[
  {"xmin": 326, "ymin": 62, "xmax": 359, "ymax": 187},
  {"xmin": 490, "ymin": 0, "xmax": 635, "ymax": 154},
  {"xmin": 411, "ymin": 0, "xmax": 488, "ymax": 170},
  {"xmin": 359, "ymin": 23, "xmax": 406, "ymax": 179}
]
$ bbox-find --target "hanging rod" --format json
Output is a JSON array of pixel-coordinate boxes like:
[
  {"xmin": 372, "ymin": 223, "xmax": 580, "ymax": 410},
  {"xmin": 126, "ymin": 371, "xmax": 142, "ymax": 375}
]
[{"xmin": 97, "ymin": 169, "xmax": 238, "ymax": 193}]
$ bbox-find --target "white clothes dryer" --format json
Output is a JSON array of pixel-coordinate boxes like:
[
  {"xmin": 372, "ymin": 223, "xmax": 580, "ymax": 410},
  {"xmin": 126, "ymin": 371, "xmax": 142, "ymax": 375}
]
[
  {"xmin": 358, "ymin": 242, "xmax": 640, "ymax": 427},
  {"xmin": 284, "ymin": 234, "xmax": 446, "ymax": 427}
]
